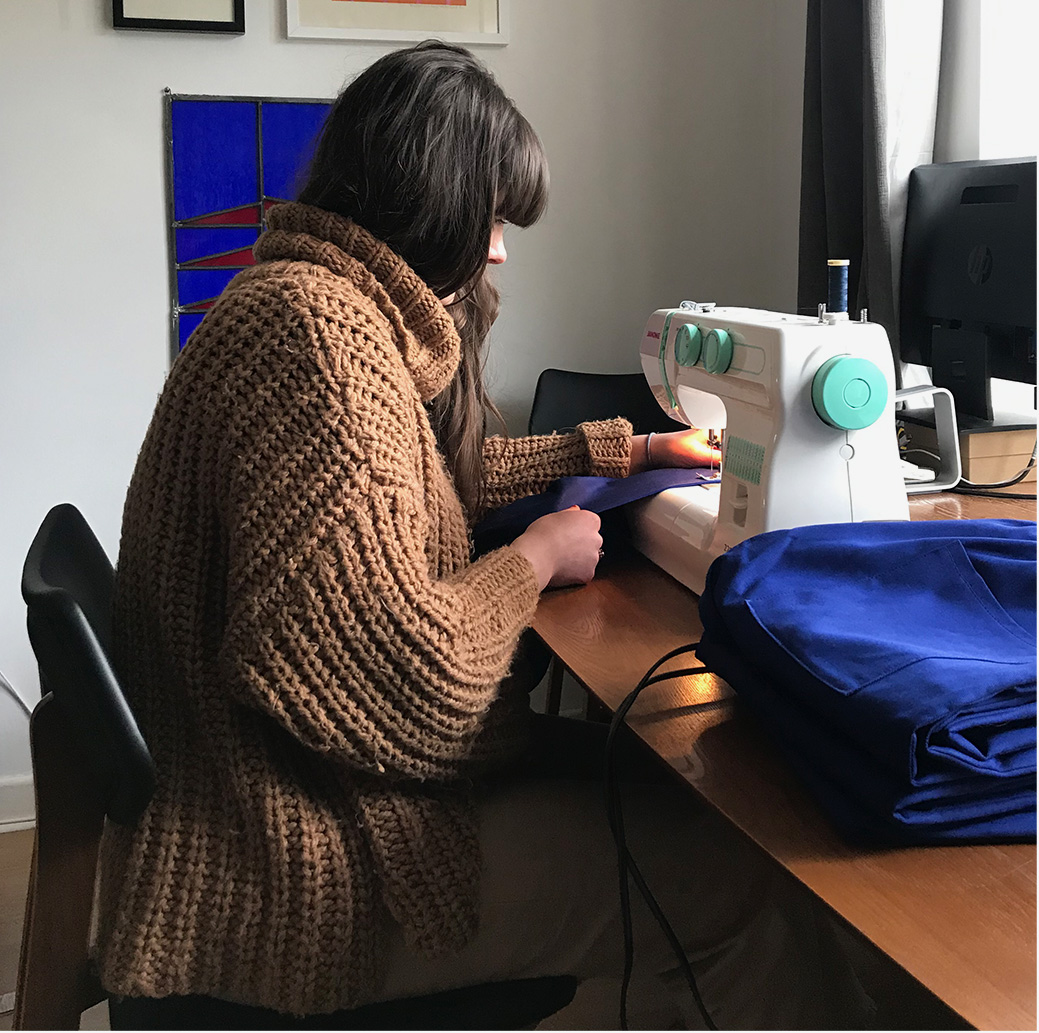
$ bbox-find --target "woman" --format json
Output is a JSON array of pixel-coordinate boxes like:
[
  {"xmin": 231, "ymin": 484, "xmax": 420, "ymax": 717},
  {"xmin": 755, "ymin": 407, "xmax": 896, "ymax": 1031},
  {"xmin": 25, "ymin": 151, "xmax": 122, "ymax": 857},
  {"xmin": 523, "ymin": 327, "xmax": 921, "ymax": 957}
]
[{"xmin": 98, "ymin": 41, "xmax": 872, "ymax": 1029}]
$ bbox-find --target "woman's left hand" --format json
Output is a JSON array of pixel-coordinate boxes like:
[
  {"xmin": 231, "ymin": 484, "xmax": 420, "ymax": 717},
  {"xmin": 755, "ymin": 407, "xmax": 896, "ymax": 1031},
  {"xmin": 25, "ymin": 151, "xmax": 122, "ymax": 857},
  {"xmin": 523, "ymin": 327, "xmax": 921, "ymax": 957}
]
[{"xmin": 629, "ymin": 428, "xmax": 721, "ymax": 474}]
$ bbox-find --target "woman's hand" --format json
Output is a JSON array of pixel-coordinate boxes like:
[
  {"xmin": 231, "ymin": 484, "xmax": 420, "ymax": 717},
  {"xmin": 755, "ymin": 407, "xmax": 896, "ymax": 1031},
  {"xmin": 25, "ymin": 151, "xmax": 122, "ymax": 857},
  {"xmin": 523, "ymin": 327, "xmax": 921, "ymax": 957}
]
[
  {"xmin": 629, "ymin": 428, "xmax": 722, "ymax": 473},
  {"xmin": 510, "ymin": 506, "xmax": 603, "ymax": 592}
]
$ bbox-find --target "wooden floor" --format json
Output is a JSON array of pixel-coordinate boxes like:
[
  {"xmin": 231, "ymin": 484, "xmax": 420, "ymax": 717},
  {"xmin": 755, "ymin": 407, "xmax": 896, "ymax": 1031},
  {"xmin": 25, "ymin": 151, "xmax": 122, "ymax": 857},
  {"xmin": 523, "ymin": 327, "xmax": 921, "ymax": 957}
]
[
  {"xmin": 0, "ymin": 829, "xmax": 108, "ymax": 1031},
  {"xmin": 0, "ymin": 830, "xmax": 32, "ymax": 1022}
]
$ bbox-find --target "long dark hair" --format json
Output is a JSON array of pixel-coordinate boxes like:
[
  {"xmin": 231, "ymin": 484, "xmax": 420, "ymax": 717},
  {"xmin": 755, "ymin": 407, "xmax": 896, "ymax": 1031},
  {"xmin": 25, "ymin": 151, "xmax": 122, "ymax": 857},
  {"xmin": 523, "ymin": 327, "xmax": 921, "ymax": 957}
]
[{"xmin": 298, "ymin": 41, "xmax": 549, "ymax": 517}]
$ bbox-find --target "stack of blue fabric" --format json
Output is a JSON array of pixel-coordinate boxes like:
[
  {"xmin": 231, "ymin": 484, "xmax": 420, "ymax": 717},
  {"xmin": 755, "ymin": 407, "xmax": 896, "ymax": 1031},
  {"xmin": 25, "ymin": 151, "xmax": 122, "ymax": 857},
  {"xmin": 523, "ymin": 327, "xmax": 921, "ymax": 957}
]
[{"xmin": 697, "ymin": 519, "xmax": 1037, "ymax": 844}]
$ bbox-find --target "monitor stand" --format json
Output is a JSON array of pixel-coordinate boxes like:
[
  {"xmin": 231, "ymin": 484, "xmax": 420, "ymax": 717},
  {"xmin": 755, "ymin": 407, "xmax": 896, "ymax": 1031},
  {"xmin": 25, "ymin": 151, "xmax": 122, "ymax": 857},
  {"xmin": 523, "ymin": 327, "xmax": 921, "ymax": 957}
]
[{"xmin": 899, "ymin": 325, "xmax": 1037, "ymax": 490}]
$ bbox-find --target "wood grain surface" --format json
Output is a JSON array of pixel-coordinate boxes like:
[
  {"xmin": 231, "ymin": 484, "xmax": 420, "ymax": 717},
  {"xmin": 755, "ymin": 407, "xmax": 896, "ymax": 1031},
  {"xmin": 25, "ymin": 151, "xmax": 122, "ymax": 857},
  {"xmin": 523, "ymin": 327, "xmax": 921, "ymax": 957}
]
[{"xmin": 532, "ymin": 493, "xmax": 1036, "ymax": 1031}]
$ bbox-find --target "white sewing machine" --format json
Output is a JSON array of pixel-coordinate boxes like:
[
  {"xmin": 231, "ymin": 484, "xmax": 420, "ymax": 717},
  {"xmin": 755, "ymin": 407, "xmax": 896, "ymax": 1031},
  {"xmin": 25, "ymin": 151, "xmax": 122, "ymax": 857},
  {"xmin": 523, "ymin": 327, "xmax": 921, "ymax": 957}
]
[{"xmin": 627, "ymin": 302, "xmax": 910, "ymax": 595}]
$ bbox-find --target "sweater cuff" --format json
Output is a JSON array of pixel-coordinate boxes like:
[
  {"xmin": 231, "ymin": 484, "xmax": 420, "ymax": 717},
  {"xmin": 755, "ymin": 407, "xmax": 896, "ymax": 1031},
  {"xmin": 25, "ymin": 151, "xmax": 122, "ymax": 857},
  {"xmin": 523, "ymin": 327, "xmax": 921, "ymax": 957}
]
[
  {"xmin": 578, "ymin": 417, "xmax": 632, "ymax": 478},
  {"xmin": 454, "ymin": 545, "xmax": 541, "ymax": 635}
]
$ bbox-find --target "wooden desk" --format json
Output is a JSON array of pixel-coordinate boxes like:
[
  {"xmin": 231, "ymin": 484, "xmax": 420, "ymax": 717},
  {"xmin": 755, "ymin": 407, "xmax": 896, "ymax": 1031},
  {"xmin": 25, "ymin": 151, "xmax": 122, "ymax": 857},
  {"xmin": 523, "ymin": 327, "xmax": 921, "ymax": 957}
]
[{"xmin": 532, "ymin": 494, "xmax": 1036, "ymax": 1031}]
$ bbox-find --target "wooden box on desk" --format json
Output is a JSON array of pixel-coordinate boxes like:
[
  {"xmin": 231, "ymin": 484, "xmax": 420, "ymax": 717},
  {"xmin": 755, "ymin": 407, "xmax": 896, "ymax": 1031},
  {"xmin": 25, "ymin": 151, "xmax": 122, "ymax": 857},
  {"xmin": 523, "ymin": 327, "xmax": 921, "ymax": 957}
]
[
  {"xmin": 904, "ymin": 420, "xmax": 1036, "ymax": 493},
  {"xmin": 959, "ymin": 426, "xmax": 1037, "ymax": 491}
]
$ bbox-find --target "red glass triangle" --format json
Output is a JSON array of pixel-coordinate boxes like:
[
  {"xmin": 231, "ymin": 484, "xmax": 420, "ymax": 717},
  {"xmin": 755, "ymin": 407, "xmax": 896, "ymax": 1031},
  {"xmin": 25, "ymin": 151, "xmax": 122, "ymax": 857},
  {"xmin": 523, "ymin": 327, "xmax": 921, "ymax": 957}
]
[
  {"xmin": 181, "ymin": 247, "xmax": 256, "ymax": 269},
  {"xmin": 182, "ymin": 203, "xmax": 262, "ymax": 227}
]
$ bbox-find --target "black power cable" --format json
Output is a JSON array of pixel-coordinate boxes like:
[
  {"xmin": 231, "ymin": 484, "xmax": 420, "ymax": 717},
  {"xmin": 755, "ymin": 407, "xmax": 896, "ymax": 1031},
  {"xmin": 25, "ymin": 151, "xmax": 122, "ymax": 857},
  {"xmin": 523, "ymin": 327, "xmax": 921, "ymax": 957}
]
[
  {"xmin": 603, "ymin": 643, "xmax": 718, "ymax": 1030},
  {"xmin": 902, "ymin": 441, "xmax": 1037, "ymax": 500},
  {"xmin": 952, "ymin": 445, "xmax": 1037, "ymax": 500}
]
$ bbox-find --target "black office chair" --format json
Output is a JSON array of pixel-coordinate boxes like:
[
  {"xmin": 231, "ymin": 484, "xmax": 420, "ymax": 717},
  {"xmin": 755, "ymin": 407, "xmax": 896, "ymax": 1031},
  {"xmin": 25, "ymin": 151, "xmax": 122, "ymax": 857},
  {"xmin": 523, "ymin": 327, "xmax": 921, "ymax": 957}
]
[
  {"xmin": 17, "ymin": 503, "xmax": 575, "ymax": 1030},
  {"xmin": 17, "ymin": 502, "xmax": 155, "ymax": 1031},
  {"xmin": 528, "ymin": 370, "xmax": 684, "ymax": 715},
  {"xmin": 528, "ymin": 368, "xmax": 685, "ymax": 436}
]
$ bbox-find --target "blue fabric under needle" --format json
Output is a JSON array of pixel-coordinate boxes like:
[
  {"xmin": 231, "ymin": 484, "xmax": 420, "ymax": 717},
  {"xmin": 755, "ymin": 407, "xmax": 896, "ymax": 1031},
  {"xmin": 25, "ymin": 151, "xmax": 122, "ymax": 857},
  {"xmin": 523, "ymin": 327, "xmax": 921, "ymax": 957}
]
[{"xmin": 472, "ymin": 467, "xmax": 717, "ymax": 555}]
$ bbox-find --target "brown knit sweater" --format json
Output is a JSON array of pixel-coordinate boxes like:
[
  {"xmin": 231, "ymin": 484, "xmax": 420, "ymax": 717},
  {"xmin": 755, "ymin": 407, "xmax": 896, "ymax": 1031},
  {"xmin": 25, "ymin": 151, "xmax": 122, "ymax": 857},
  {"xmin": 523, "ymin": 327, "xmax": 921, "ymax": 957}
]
[{"xmin": 95, "ymin": 203, "xmax": 633, "ymax": 1015}]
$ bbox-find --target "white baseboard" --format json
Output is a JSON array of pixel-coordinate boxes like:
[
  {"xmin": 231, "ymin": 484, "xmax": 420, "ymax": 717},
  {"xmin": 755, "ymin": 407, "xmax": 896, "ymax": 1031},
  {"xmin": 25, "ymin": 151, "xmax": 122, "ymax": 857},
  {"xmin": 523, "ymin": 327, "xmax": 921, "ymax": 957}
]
[{"xmin": 0, "ymin": 775, "xmax": 35, "ymax": 830}]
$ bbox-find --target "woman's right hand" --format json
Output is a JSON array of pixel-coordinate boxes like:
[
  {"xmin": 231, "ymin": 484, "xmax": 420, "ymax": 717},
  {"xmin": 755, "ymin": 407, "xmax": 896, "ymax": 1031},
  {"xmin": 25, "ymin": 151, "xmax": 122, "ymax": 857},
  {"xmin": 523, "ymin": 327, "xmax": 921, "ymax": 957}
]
[{"xmin": 510, "ymin": 506, "xmax": 603, "ymax": 592}]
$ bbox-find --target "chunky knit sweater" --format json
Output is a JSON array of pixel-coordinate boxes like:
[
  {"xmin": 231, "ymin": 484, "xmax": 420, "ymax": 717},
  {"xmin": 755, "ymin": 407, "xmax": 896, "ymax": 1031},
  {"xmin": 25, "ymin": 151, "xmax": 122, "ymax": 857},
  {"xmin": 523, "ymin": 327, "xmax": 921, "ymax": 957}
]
[{"xmin": 95, "ymin": 203, "xmax": 633, "ymax": 1015}]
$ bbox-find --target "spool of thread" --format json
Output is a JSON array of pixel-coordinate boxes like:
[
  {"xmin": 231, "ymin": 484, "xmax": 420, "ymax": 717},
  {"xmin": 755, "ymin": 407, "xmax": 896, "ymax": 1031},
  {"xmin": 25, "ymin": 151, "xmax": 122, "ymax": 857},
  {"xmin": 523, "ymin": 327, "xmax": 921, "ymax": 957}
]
[{"xmin": 827, "ymin": 259, "xmax": 850, "ymax": 314}]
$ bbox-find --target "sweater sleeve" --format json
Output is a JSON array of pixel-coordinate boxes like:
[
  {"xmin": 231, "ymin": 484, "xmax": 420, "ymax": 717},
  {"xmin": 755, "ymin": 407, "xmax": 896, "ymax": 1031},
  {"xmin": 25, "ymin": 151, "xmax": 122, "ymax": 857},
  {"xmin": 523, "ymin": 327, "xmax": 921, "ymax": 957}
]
[
  {"xmin": 480, "ymin": 417, "xmax": 633, "ymax": 511},
  {"xmin": 219, "ymin": 296, "xmax": 540, "ymax": 782}
]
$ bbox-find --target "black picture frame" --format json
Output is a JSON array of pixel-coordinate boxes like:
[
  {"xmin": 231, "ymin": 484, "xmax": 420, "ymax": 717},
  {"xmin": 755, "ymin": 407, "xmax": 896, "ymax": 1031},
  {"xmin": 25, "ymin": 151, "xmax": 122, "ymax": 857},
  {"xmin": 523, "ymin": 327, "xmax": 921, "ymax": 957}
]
[{"xmin": 113, "ymin": 0, "xmax": 245, "ymax": 35}]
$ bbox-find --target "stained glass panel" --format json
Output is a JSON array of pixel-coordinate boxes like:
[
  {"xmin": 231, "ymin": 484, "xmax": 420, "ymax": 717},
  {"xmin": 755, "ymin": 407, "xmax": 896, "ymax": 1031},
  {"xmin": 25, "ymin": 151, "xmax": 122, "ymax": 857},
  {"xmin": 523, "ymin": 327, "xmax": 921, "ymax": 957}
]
[{"xmin": 166, "ymin": 95, "xmax": 332, "ymax": 354}]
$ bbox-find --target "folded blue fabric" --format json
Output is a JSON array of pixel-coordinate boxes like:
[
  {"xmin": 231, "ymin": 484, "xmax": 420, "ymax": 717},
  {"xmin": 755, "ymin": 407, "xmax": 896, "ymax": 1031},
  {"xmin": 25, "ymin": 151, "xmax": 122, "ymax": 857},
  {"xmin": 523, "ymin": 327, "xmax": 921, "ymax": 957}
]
[
  {"xmin": 472, "ymin": 468, "xmax": 717, "ymax": 555},
  {"xmin": 697, "ymin": 519, "xmax": 1037, "ymax": 844}
]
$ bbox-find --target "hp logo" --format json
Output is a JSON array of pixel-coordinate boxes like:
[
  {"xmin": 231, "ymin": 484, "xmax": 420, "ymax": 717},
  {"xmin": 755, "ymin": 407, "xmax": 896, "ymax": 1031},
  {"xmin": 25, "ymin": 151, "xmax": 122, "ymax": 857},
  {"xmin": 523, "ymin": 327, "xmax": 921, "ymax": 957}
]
[{"xmin": 967, "ymin": 245, "xmax": 993, "ymax": 285}]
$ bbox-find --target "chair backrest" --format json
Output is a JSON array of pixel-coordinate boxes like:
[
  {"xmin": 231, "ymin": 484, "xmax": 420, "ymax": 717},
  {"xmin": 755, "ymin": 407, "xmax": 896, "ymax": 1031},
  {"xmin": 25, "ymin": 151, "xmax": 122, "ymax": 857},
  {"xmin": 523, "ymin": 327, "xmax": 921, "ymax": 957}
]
[
  {"xmin": 21, "ymin": 503, "xmax": 155, "ymax": 825},
  {"xmin": 528, "ymin": 368, "xmax": 687, "ymax": 436},
  {"xmin": 15, "ymin": 503, "xmax": 156, "ymax": 1030}
]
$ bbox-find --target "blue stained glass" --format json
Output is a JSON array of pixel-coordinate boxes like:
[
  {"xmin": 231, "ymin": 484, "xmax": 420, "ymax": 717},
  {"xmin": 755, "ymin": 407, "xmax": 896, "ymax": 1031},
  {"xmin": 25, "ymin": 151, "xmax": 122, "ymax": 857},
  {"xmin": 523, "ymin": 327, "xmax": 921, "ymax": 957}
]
[
  {"xmin": 176, "ymin": 227, "xmax": 259, "ymax": 264},
  {"xmin": 262, "ymin": 102, "xmax": 331, "ymax": 201},
  {"xmin": 168, "ymin": 95, "xmax": 335, "ymax": 359},
  {"xmin": 172, "ymin": 100, "xmax": 258, "ymax": 221},
  {"xmin": 178, "ymin": 313, "xmax": 206, "ymax": 349},
  {"xmin": 177, "ymin": 268, "xmax": 239, "ymax": 307}
]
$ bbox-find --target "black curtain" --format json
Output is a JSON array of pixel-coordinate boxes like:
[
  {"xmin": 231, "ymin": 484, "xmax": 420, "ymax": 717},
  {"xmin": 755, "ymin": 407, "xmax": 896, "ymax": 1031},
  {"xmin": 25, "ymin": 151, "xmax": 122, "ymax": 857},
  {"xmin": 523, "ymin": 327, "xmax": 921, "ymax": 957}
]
[{"xmin": 798, "ymin": 0, "xmax": 899, "ymax": 379}]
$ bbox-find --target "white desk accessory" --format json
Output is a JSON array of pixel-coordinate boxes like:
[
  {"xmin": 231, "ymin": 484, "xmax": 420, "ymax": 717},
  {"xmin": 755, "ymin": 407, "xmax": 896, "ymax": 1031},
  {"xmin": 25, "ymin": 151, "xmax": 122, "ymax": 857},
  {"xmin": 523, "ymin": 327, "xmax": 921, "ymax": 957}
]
[
  {"xmin": 895, "ymin": 383, "xmax": 963, "ymax": 493},
  {"xmin": 628, "ymin": 301, "xmax": 911, "ymax": 595}
]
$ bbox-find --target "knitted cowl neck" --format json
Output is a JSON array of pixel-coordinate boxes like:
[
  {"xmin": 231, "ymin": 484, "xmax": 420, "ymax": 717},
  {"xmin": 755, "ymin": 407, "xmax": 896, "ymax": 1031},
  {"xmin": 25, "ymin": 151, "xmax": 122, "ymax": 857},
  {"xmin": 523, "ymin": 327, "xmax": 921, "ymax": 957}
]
[{"xmin": 257, "ymin": 202, "xmax": 461, "ymax": 403}]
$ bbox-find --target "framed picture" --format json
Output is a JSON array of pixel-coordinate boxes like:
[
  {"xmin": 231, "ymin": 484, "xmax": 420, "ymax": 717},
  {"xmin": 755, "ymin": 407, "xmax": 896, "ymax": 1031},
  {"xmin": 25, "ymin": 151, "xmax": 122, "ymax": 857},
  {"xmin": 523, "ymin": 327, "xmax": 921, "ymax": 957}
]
[
  {"xmin": 286, "ymin": 0, "xmax": 508, "ymax": 46},
  {"xmin": 113, "ymin": 0, "xmax": 245, "ymax": 34}
]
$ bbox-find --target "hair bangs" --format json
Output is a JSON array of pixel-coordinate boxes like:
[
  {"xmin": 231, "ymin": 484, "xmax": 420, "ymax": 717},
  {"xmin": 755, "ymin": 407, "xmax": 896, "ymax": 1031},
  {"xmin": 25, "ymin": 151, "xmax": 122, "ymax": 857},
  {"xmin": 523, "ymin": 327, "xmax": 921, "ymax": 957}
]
[{"xmin": 497, "ymin": 116, "xmax": 549, "ymax": 228}]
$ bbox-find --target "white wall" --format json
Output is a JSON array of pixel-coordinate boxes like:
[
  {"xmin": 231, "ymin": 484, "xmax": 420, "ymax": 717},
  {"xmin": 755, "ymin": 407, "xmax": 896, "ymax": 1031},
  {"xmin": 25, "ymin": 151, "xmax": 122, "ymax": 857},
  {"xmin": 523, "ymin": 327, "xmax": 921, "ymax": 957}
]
[
  {"xmin": 936, "ymin": 0, "xmax": 1037, "ymax": 163},
  {"xmin": 0, "ymin": 0, "xmax": 808, "ymax": 817}
]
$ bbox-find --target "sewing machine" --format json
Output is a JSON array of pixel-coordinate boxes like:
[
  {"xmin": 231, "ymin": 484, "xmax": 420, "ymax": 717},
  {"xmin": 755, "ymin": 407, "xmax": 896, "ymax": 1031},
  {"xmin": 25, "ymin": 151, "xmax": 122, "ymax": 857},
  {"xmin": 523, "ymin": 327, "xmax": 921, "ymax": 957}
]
[{"xmin": 627, "ymin": 302, "xmax": 910, "ymax": 595}]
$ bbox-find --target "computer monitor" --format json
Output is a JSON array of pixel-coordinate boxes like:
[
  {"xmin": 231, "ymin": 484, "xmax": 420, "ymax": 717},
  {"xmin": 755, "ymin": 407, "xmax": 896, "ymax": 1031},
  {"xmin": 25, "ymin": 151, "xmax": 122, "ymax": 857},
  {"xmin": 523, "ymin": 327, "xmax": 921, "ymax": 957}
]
[{"xmin": 899, "ymin": 157, "xmax": 1036, "ymax": 430}]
